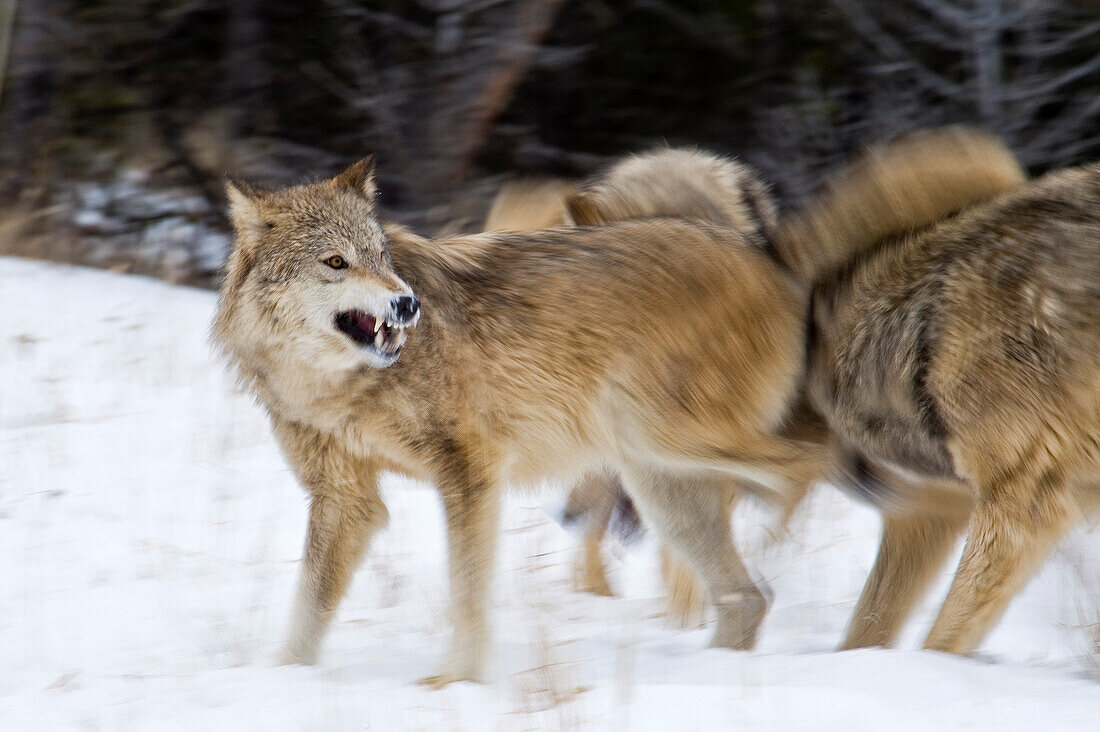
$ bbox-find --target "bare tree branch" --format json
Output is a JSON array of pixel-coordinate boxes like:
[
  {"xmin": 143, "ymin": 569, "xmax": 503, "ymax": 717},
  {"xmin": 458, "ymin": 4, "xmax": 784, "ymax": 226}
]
[
  {"xmin": 830, "ymin": 0, "xmax": 965, "ymax": 99},
  {"xmin": 0, "ymin": 0, "xmax": 15, "ymax": 107},
  {"xmin": 1011, "ymin": 20, "xmax": 1100, "ymax": 57},
  {"xmin": 329, "ymin": 7, "xmax": 432, "ymax": 41},
  {"xmin": 1020, "ymin": 93, "xmax": 1100, "ymax": 158},
  {"xmin": 436, "ymin": 0, "xmax": 568, "ymax": 182},
  {"xmin": 632, "ymin": 0, "xmax": 745, "ymax": 58},
  {"xmin": 908, "ymin": 0, "xmax": 973, "ymax": 32},
  {"xmin": 1012, "ymin": 50, "xmax": 1100, "ymax": 100}
]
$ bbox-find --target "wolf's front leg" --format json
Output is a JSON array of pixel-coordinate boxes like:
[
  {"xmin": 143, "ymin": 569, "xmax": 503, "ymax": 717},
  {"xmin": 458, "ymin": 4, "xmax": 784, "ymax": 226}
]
[
  {"xmin": 282, "ymin": 488, "xmax": 388, "ymax": 664},
  {"xmin": 421, "ymin": 471, "xmax": 501, "ymax": 688},
  {"xmin": 841, "ymin": 511, "xmax": 967, "ymax": 650},
  {"xmin": 273, "ymin": 420, "xmax": 388, "ymax": 665}
]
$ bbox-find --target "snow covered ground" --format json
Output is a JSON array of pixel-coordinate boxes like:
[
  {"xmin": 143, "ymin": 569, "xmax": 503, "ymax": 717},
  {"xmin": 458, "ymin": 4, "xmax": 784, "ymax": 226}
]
[{"xmin": 1, "ymin": 256, "xmax": 1098, "ymax": 730}]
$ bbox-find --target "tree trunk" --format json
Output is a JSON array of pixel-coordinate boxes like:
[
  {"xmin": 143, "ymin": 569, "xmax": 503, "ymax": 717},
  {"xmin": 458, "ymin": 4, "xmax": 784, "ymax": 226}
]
[
  {"xmin": 972, "ymin": 0, "xmax": 1003, "ymax": 131},
  {"xmin": 0, "ymin": 0, "xmax": 56, "ymax": 195}
]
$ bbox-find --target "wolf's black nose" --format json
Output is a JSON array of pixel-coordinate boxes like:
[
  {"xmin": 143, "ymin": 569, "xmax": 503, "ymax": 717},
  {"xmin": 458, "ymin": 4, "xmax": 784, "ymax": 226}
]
[{"xmin": 394, "ymin": 295, "xmax": 420, "ymax": 322}]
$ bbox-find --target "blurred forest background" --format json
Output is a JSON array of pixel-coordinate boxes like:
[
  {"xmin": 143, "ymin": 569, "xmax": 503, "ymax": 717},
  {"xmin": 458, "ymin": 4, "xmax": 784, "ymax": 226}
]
[{"xmin": 1, "ymin": 0, "xmax": 1099, "ymax": 286}]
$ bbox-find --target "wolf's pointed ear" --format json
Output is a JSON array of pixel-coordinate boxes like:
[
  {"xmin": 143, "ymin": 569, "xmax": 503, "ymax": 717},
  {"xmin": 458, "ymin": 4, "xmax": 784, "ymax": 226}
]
[
  {"xmin": 332, "ymin": 156, "xmax": 377, "ymax": 199},
  {"xmin": 225, "ymin": 175, "xmax": 270, "ymax": 240},
  {"xmin": 565, "ymin": 191, "xmax": 608, "ymax": 226}
]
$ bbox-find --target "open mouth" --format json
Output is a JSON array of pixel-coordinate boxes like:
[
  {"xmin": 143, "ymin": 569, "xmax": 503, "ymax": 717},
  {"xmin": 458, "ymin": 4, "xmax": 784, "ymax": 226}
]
[{"xmin": 334, "ymin": 309, "xmax": 409, "ymax": 359}]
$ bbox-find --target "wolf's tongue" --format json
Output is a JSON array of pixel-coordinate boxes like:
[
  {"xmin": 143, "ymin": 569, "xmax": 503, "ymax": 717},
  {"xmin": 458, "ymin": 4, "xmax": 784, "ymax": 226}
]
[{"xmin": 352, "ymin": 312, "xmax": 378, "ymax": 334}]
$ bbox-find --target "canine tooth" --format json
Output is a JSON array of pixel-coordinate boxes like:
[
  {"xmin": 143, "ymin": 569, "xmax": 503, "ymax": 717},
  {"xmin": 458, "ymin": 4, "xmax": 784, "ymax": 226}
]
[
  {"xmin": 374, "ymin": 330, "xmax": 384, "ymax": 349},
  {"xmin": 373, "ymin": 319, "xmax": 382, "ymax": 333}
]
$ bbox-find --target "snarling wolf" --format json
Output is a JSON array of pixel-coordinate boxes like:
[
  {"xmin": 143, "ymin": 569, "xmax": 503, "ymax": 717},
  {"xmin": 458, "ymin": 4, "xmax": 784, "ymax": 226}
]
[
  {"xmin": 773, "ymin": 127, "xmax": 1100, "ymax": 655},
  {"xmin": 213, "ymin": 157, "xmax": 827, "ymax": 685},
  {"xmin": 485, "ymin": 148, "xmax": 792, "ymax": 627}
]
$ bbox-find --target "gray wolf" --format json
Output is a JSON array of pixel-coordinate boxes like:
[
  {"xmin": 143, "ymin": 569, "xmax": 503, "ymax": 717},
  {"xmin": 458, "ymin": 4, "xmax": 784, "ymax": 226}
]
[
  {"xmin": 775, "ymin": 128, "xmax": 1100, "ymax": 654},
  {"xmin": 485, "ymin": 147, "xmax": 787, "ymax": 627},
  {"xmin": 213, "ymin": 156, "xmax": 826, "ymax": 685}
]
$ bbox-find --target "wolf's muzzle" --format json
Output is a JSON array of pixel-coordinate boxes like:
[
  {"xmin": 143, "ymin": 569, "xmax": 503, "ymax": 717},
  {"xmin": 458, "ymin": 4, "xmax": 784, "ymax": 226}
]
[{"xmin": 392, "ymin": 295, "xmax": 420, "ymax": 324}]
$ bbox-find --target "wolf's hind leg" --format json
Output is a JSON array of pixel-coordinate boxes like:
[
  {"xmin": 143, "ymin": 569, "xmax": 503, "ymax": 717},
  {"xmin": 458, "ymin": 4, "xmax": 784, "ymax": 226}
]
[
  {"xmin": 923, "ymin": 465, "xmax": 1078, "ymax": 655},
  {"xmin": 622, "ymin": 468, "xmax": 764, "ymax": 649},
  {"xmin": 282, "ymin": 478, "xmax": 388, "ymax": 665},
  {"xmin": 577, "ymin": 519, "xmax": 614, "ymax": 596},
  {"xmin": 841, "ymin": 511, "xmax": 967, "ymax": 649},
  {"xmin": 565, "ymin": 472, "xmax": 618, "ymax": 596},
  {"xmin": 660, "ymin": 544, "xmax": 707, "ymax": 628}
]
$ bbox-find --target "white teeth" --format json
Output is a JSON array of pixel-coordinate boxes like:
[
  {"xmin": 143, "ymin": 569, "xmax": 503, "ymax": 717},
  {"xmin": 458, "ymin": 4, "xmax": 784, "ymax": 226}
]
[
  {"xmin": 373, "ymin": 319, "xmax": 383, "ymax": 334},
  {"xmin": 374, "ymin": 330, "xmax": 384, "ymax": 349}
]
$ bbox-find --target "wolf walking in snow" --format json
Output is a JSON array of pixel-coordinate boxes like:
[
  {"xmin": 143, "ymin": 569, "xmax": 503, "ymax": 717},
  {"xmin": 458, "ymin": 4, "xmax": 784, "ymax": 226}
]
[
  {"xmin": 213, "ymin": 156, "xmax": 825, "ymax": 685},
  {"xmin": 772, "ymin": 127, "xmax": 1100, "ymax": 654},
  {"xmin": 482, "ymin": 148, "xmax": 786, "ymax": 626},
  {"xmin": 496, "ymin": 129, "xmax": 1083, "ymax": 658}
]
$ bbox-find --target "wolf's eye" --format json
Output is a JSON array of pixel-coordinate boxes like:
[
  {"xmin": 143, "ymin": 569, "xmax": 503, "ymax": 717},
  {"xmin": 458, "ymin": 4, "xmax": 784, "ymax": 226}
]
[{"xmin": 324, "ymin": 255, "xmax": 347, "ymax": 269}]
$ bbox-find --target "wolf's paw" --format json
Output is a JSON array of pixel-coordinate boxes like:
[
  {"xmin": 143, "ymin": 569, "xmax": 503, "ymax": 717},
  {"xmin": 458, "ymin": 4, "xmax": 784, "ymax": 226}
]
[
  {"xmin": 417, "ymin": 648, "xmax": 486, "ymax": 689},
  {"xmin": 709, "ymin": 588, "xmax": 768, "ymax": 650},
  {"xmin": 276, "ymin": 645, "xmax": 319, "ymax": 666}
]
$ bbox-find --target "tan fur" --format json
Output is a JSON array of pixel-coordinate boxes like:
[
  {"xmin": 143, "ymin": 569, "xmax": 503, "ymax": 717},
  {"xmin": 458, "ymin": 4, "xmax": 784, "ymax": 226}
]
[
  {"xmin": 775, "ymin": 126, "xmax": 1026, "ymax": 284},
  {"xmin": 484, "ymin": 182, "xmax": 624, "ymax": 602},
  {"xmin": 482, "ymin": 151, "xmax": 787, "ymax": 626},
  {"xmin": 791, "ymin": 130, "xmax": 1100, "ymax": 655},
  {"xmin": 840, "ymin": 511, "xmax": 968, "ymax": 649},
  {"xmin": 563, "ymin": 471, "xmax": 617, "ymax": 597},
  {"xmin": 214, "ymin": 158, "xmax": 828, "ymax": 685},
  {"xmin": 660, "ymin": 544, "xmax": 708, "ymax": 628},
  {"xmin": 567, "ymin": 147, "xmax": 778, "ymax": 253},
  {"xmin": 483, "ymin": 178, "xmax": 576, "ymax": 233}
]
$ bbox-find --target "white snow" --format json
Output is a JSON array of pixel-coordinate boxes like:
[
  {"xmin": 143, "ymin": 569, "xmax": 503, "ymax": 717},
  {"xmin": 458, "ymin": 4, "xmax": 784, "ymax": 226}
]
[{"xmin": 1, "ymin": 256, "xmax": 1097, "ymax": 730}]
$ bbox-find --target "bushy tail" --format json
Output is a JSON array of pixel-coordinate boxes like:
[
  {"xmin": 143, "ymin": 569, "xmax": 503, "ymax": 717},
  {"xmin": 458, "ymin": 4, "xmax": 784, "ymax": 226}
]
[
  {"xmin": 774, "ymin": 127, "xmax": 1026, "ymax": 284},
  {"xmin": 565, "ymin": 146, "xmax": 778, "ymax": 255},
  {"xmin": 483, "ymin": 178, "xmax": 576, "ymax": 233},
  {"xmin": 832, "ymin": 451, "xmax": 974, "ymax": 521}
]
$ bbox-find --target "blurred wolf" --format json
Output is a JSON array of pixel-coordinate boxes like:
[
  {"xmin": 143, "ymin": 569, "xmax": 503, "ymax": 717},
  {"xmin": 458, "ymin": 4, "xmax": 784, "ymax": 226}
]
[
  {"xmin": 564, "ymin": 147, "xmax": 778, "ymax": 239},
  {"xmin": 213, "ymin": 156, "xmax": 827, "ymax": 686},
  {"xmin": 773, "ymin": 128, "xmax": 1100, "ymax": 654},
  {"xmin": 485, "ymin": 148, "xmax": 785, "ymax": 627},
  {"xmin": 483, "ymin": 178, "xmax": 578, "ymax": 234},
  {"xmin": 481, "ymin": 130, "xmax": 1086, "ymax": 658}
]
